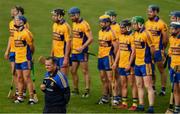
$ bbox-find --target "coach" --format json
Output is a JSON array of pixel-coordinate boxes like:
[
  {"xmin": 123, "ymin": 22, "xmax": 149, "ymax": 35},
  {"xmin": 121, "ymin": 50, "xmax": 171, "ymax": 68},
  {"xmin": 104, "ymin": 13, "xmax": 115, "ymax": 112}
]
[{"xmin": 40, "ymin": 57, "xmax": 70, "ymax": 113}]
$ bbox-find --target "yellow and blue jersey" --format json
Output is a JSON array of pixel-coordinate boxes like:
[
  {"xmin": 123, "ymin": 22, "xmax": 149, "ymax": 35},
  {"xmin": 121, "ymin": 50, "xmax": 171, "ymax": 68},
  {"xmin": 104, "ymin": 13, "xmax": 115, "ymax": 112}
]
[
  {"xmin": 169, "ymin": 35, "xmax": 180, "ymax": 83},
  {"xmin": 9, "ymin": 20, "xmax": 30, "ymax": 52},
  {"xmin": 118, "ymin": 33, "xmax": 134, "ymax": 68},
  {"xmin": 145, "ymin": 18, "xmax": 167, "ymax": 51},
  {"xmin": 168, "ymin": 35, "xmax": 180, "ymax": 69},
  {"xmin": 72, "ymin": 19, "xmax": 91, "ymax": 54},
  {"xmin": 133, "ymin": 29, "xmax": 153, "ymax": 65},
  {"xmin": 14, "ymin": 28, "xmax": 33, "ymax": 63},
  {"xmin": 98, "ymin": 27, "xmax": 116, "ymax": 58},
  {"xmin": 52, "ymin": 20, "xmax": 71, "ymax": 58}
]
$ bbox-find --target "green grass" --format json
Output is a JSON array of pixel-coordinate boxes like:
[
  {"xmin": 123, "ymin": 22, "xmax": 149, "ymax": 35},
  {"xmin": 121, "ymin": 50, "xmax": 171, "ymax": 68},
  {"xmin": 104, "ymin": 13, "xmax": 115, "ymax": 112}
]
[{"xmin": 0, "ymin": 0, "xmax": 179, "ymax": 113}]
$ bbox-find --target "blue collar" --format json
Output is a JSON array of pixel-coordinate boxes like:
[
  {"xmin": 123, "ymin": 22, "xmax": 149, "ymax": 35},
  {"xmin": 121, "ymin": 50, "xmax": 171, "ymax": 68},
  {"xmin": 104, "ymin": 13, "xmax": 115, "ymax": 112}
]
[{"xmin": 139, "ymin": 27, "xmax": 145, "ymax": 33}]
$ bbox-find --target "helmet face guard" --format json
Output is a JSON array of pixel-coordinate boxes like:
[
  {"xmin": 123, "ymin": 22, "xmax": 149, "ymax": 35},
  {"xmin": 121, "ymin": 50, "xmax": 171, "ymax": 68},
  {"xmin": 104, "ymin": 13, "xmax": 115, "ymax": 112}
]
[{"xmin": 170, "ymin": 22, "xmax": 180, "ymax": 29}]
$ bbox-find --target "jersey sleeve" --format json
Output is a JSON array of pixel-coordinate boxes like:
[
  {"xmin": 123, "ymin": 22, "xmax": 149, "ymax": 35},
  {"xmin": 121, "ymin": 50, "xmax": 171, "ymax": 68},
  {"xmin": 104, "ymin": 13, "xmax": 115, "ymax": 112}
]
[
  {"xmin": 130, "ymin": 35, "xmax": 135, "ymax": 48},
  {"xmin": 145, "ymin": 31, "xmax": 154, "ymax": 47},
  {"xmin": 25, "ymin": 30, "xmax": 33, "ymax": 46},
  {"xmin": 83, "ymin": 21, "xmax": 91, "ymax": 36},
  {"xmin": 111, "ymin": 30, "xmax": 116, "ymax": 41},
  {"xmin": 64, "ymin": 23, "xmax": 72, "ymax": 42},
  {"xmin": 160, "ymin": 21, "xmax": 168, "ymax": 32}
]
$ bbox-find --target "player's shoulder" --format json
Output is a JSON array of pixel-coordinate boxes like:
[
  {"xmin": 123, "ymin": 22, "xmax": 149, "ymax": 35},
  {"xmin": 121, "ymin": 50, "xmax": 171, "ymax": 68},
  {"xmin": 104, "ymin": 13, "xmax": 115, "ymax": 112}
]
[
  {"xmin": 9, "ymin": 20, "xmax": 14, "ymax": 27},
  {"xmin": 53, "ymin": 23, "xmax": 57, "ymax": 27},
  {"xmin": 64, "ymin": 22, "xmax": 71, "ymax": 28},
  {"xmin": 81, "ymin": 19, "xmax": 90, "ymax": 27}
]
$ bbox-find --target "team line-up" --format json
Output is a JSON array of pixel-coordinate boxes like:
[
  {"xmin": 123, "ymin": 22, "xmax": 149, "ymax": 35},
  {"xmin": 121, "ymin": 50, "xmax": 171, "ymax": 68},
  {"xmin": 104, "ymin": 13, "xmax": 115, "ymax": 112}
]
[{"xmin": 4, "ymin": 4, "xmax": 180, "ymax": 113}]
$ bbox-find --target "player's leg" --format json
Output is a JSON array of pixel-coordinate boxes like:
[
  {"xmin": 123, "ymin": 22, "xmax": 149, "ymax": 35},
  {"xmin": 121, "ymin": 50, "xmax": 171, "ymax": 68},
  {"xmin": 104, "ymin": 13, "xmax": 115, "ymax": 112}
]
[
  {"xmin": 14, "ymin": 68, "xmax": 24, "ymax": 103},
  {"xmin": 80, "ymin": 61, "xmax": 90, "ymax": 97},
  {"xmin": 10, "ymin": 61, "xmax": 18, "ymax": 96},
  {"xmin": 119, "ymin": 75, "xmax": 128, "ymax": 109},
  {"xmin": 97, "ymin": 70, "xmax": 110, "ymax": 104},
  {"xmin": 156, "ymin": 60, "xmax": 167, "ymax": 95},
  {"xmin": 155, "ymin": 50, "xmax": 167, "ymax": 96},
  {"xmin": 135, "ymin": 76, "xmax": 145, "ymax": 111},
  {"xmin": 70, "ymin": 61, "xmax": 79, "ymax": 95},
  {"xmin": 128, "ymin": 71, "xmax": 138, "ymax": 110},
  {"xmin": 22, "ymin": 62, "xmax": 35, "ymax": 104},
  {"xmin": 115, "ymin": 70, "xmax": 121, "ymax": 102},
  {"xmin": 59, "ymin": 57, "xmax": 68, "ymax": 76},
  {"xmin": 134, "ymin": 65, "xmax": 145, "ymax": 111},
  {"xmin": 106, "ymin": 70, "xmax": 118, "ymax": 105},
  {"xmin": 97, "ymin": 57, "xmax": 110, "ymax": 104},
  {"xmin": 174, "ymin": 83, "xmax": 180, "ymax": 113},
  {"xmin": 151, "ymin": 63, "xmax": 156, "ymax": 93},
  {"xmin": 143, "ymin": 75, "xmax": 155, "ymax": 113}
]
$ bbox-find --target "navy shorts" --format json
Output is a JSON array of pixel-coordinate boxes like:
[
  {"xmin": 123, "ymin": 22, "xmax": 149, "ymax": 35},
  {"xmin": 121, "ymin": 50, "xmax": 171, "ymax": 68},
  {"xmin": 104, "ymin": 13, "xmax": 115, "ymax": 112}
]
[
  {"xmin": 98, "ymin": 55, "xmax": 114, "ymax": 71},
  {"xmin": 9, "ymin": 52, "xmax": 15, "ymax": 62},
  {"xmin": 134, "ymin": 63, "xmax": 153, "ymax": 77},
  {"xmin": 15, "ymin": 61, "xmax": 29, "ymax": 70},
  {"xmin": 71, "ymin": 53, "xmax": 88, "ymax": 62},
  {"xmin": 118, "ymin": 67, "xmax": 134, "ymax": 76},
  {"xmin": 169, "ymin": 67, "xmax": 180, "ymax": 83},
  {"xmin": 154, "ymin": 50, "xmax": 165, "ymax": 62},
  {"xmin": 54, "ymin": 57, "xmax": 64, "ymax": 68}
]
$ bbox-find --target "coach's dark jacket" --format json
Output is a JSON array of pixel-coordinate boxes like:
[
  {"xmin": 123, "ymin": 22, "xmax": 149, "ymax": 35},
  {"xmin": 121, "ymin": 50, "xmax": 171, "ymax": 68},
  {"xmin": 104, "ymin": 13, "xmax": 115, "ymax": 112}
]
[{"xmin": 42, "ymin": 69, "xmax": 70, "ymax": 112}]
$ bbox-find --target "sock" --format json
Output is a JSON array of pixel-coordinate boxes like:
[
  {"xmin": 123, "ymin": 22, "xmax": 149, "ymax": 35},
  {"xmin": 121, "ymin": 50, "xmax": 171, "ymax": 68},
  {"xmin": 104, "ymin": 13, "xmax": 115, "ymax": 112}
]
[
  {"xmin": 169, "ymin": 104, "xmax": 174, "ymax": 109},
  {"xmin": 132, "ymin": 98, "xmax": 138, "ymax": 107},
  {"xmin": 174, "ymin": 105, "xmax": 180, "ymax": 113},
  {"xmin": 85, "ymin": 88, "xmax": 90, "ymax": 93},
  {"xmin": 138, "ymin": 104, "xmax": 144, "ymax": 108},
  {"xmin": 122, "ymin": 97, "xmax": 128, "ymax": 105},
  {"xmin": 33, "ymin": 90, "xmax": 36, "ymax": 94},
  {"xmin": 116, "ymin": 95, "xmax": 121, "ymax": 101}
]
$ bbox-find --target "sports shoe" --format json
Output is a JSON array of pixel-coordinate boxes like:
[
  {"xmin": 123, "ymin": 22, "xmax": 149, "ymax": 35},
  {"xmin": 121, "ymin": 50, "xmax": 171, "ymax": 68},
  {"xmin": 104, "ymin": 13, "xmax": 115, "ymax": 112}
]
[
  {"xmin": 82, "ymin": 89, "xmax": 90, "ymax": 98},
  {"xmin": 118, "ymin": 104, "xmax": 128, "ymax": 109},
  {"xmin": 136, "ymin": 105, "xmax": 145, "ymax": 111},
  {"xmin": 111, "ymin": 99, "xmax": 119, "ymax": 106},
  {"xmin": 14, "ymin": 97, "xmax": 24, "ymax": 103},
  {"xmin": 97, "ymin": 96, "xmax": 109, "ymax": 104},
  {"xmin": 128, "ymin": 105, "xmax": 137, "ymax": 111},
  {"xmin": 28, "ymin": 99, "xmax": 36, "ymax": 105},
  {"xmin": 159, "ymin": 91, "xmax": 166, "ymax": 96},
  {"xmin": 33, "ymin": 95, "xmax": 38, "ymax": 103},
  {"xmin": 146, "ymin": 106, "xmax": 154, "ymax": 113},
  {"xmin": 71, "ymin": 89, "xmax": 79, "ymax": 96}
]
